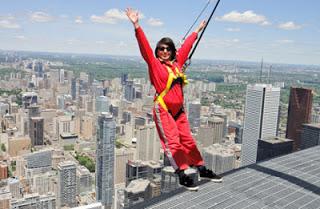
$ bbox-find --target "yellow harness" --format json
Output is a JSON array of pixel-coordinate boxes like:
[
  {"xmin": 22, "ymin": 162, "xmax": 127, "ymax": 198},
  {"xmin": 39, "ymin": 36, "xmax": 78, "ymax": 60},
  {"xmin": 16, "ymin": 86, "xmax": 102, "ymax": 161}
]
[{"xmin": 155, "ymin": 66, "xmax": 188, "ymax": 111}]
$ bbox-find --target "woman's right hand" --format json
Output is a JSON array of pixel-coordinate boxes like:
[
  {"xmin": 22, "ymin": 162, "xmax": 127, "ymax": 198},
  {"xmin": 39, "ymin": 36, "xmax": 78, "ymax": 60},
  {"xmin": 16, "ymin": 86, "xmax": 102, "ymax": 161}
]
[{"xmin": 126, "ymin": 8, "xmax": 140, "ymax": 29}]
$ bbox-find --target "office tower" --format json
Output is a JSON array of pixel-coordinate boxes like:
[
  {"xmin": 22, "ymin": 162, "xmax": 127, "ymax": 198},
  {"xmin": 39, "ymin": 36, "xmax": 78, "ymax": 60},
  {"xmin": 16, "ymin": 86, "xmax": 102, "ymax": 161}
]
[
  {"xmin": 136, "ymin": 125, "xmax": 160, "ymax": 161},
  {"xmin": 115, "ymin": 148, "xmax": 134, "ymax": 185},
  {"xmin": 188, "ymin": 100, "xmax": 201, "ymax": 129},
  {"xmin": 214, "ymin": 112, "xmax": 228, "ymax": 137},
  {"xmin": 59, "ymin": 69, "xmax": 65, "ymax": 83},
  {"xmin": 29, "ymin": 117, "xmax": 44, "ymax": 146},
  {"xmin": 71, "ymin": 78, "xmax": 77, "ymax": 100},
  {"xmin": 96, "ymin": 113, "xmax": 116, "ymax": 209},
  {"xmin": 24, "ymin": 150, "xmax": 52, "ymax": 172},
  {"xmin": 197, "ymin": 116, "xmax": 224, "ymax": 147},
  {"xmin": 80, "ymin": 115, "xmax": 94, "ymax": 140},
  {"xmin": 34, "ymin": 62, "xmax": 44, "ymax": 78},
  {"xmin": 96, "ymin": 96, "xmax": 110, "ymax": 113},
  {"xmin": 301, "ymin": 124, "xmax": 320, "ymax": 149},
  {"xmin": 124, "ymin": 81, "xmax": 135, "ymax": 102},
  {"xmin": 208, "ymin": 116, "xmax": 225, "ymax": 144},
  {"xmin": 257, "ymin": 137, "xmax": 293, "ymax": 161},
  {"xmin": 286, "ymin": 87, "xmax": 313, "ymax": 151},
  {"xmin": 57, "ymin": 161, "xmax": 77, "ymax": 208},
  {"xmin": 77, "ymin": 166, "xmax": 92, "ymax": 194},
  {"xmin": 121, "ymin": 73, "xmax": 128, "ymax": 85},
  {"xmin": 241, "ymin": 84, "xmax": 280, "ymax": 167},
  {"xmin": 202, "ymin": 145, "xmax": 236, "ymax": 175}
]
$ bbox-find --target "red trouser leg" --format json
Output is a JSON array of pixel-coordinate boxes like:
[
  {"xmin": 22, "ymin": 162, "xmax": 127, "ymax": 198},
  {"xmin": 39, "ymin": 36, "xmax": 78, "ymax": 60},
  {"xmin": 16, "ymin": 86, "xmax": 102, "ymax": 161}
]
[
  {"xmin": 175, "ymin": 111, "xmax": 204, "ymax": 167},
  {"xmin": 153, "ymin": 103, "xmax": 189, "ymax": 171}
]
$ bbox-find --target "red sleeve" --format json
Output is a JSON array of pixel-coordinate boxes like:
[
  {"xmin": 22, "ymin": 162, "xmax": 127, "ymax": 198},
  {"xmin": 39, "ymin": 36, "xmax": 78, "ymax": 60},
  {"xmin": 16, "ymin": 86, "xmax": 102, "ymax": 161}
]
[
  {"xmin": 135, "ymin": 27, "xmax": 156, "ymax": 67},
  {"xmin": 176, "ymin": 32, "xmax": 198, "ymax": 68}
]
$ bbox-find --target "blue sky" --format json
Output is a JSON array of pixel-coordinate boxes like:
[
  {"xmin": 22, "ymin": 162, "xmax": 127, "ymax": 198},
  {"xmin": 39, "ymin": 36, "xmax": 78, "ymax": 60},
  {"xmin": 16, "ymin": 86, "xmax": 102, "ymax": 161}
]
[{"xmin": 1, "ymin": 0, "xmax": 320, "ymax": 65}]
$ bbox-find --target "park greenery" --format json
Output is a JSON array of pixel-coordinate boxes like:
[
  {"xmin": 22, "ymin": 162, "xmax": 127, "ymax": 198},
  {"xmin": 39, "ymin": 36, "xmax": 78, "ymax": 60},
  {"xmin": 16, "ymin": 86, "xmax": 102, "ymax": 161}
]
[{"xmin": 75, "ymin": 152, "xmax": 95, "ymax": 173}]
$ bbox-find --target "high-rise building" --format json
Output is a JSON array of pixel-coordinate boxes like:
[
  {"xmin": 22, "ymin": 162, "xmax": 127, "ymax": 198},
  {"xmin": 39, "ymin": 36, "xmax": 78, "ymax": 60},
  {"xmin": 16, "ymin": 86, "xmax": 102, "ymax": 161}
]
[
  {"xmin": 136, "ymin": 125, "xmax": 160, "ymax": 161},
  {"xmin": 96, "ymin": 96, "xmax": 110, "ymax": 113},
  {"xmin": 96, "ymin": 113, "xmax": 116, "ymax": 209},
  {"xmin": 188, "ymin": 101, "xmax": 201, "ymax": 130},
  {"xmin": 241, "ymin": 84, "xmax": 280, "ymax": 167},
  {"xmin": 124, "ymin": 81, "xmax": 135, "ymax": 102},
  {"xmin": 300, "ymin": 123, "xmax": 320, "ymax": 149},
  {"xmin": 29, "ymin": 117, "xmax": 44, "ymax": 146},
  {"xmin": 286, "ymin": 87, "xmax": 313, "ymax": 151},
  {"xmin": 24, "ymin": 150, "xmax": 52, "ymax": 169},
  {"xmin": 71, "ymin": 78, "xmax": 77, "ymax": 100},
  {"xmin": 202, "ymin": 145, "xmax": 236, "ymax": 175},
  {"xmin": 77, "ymin": 166, "xmax": 92, "ymax": 195},
  {"xmin": 57, "ymin": 161, "xmax": 77, "ymax": 208},
  {"xmin": 115, "ymin": 148, "xmax": 134, "ymax": 185}
]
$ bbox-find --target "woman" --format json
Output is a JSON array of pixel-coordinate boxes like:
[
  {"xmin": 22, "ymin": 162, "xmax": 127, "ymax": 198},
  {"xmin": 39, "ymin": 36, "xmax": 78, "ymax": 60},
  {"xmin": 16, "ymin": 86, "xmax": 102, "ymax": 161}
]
[{"xmin": 126, "ymin": 8, "xmax": 222, "ymax": 190}]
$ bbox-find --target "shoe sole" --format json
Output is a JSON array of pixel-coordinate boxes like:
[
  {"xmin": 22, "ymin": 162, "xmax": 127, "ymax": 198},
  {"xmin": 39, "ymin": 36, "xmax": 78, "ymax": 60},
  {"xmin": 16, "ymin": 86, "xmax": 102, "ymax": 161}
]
[
  {"xmin": 182, "ymin": 185, "xmax": 199, "ymax": 191},
  {"xmin": 200, "ymin": 177, "xmax": 223, "ymax": 183}
]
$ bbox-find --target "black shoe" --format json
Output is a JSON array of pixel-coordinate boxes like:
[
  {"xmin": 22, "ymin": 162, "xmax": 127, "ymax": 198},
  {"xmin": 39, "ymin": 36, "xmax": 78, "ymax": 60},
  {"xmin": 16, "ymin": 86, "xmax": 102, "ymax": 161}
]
[
  {"xmin": 198, "ymin": 166, "xmax": 223, "ymax": 183},
  {"xmin": 176, "ymin": 170, "xmax": 199, "ymax": 191}
]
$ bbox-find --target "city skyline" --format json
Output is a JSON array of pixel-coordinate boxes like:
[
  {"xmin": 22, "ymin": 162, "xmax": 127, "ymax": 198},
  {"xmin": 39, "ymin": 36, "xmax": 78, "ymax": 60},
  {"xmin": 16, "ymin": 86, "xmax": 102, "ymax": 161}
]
[{"xmin": 1, "ymin": 0, "xmax": 320, "ymax": 66}]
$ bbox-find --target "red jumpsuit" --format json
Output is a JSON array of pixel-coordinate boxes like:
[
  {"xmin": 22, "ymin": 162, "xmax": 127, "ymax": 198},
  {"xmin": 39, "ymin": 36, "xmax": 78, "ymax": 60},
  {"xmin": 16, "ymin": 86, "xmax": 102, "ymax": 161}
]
[{"xmin": 135, "ymin": 27, "xmax": 204, "ymax": 171}]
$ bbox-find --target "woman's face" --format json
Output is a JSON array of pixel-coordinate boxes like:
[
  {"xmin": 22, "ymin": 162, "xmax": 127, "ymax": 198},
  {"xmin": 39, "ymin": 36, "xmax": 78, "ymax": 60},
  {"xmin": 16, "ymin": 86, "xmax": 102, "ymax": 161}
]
[{"xmin": 157, "ymin": 44, "xmax": 172, "ymax": 62}]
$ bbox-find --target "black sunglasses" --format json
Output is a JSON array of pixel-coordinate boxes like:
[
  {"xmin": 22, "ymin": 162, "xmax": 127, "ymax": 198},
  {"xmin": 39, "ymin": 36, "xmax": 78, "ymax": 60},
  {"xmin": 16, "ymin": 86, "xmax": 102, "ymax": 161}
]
[{"xmin": 158, "ymin": 46, "xmax": 171, "ymax": 52}]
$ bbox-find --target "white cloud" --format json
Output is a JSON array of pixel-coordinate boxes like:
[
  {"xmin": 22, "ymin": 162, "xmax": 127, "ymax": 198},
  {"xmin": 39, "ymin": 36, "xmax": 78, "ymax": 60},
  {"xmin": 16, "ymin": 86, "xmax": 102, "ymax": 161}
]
[
  {"xmin": 75, "ymin": 16, "xmax": 83, "ymax": 24},
  {"xmin": 91, "ymin": 8, "xmax": 129, "ymax": 24},
  {"xmin": 147, "ymin": 18, "xmax": 163, "ymax": 27},
  {"xmin": 217, "ymin": 10, "xmax": 271, "ymax": 26},
  {"xmin": 278, "ymin": 21, "xmax": 302, "ymax": 30},
  {"xmin": 0, "ymin": 16, "xmax": 20, "ymax": 29},
  {"xmin": 15, "ymin": 35, "xmax": 27, "ymax": 40},
  {"xmin": 226, "ymin": 27, "xmax": 240, "ymax": 32},
  {"xmin": 276, "ymin": 39, "xmax": 294, "ymax": 44},
  {"xmin": 30, "ymin": 12, "xmax": 54, "ymax": 23}
]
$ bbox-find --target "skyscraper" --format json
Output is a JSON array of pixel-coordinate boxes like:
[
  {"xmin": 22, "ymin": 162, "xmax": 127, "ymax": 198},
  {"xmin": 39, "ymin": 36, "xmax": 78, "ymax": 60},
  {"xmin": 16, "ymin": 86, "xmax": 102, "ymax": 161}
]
[
  {"xmin": 29, "ymin": 117, "xmax": 44, "ymax": 146},
  {"xmin": 95, "ymin": 96, "xmax": 110, "ymax": 113},
  {"xmin": 96, "ymin": 113, "xmax": 116, "ymax": 209},
  {"xmin": 57, "ymin": 161, "xmax": 77, "ymax": 208},
  {"xmin": 188, "ymin": 100, "xmax": 201, "ymax": 130},
  {"xmin": 286, "ymin": 87, "xmax": 313, "ymax": 151},
  {"xmin": 136, "ymin": 125, "xmax": 160, "ymax": 161},
  {"xmin": 241, "ymin": 84, "xmax": 280, "ymax": 167},
  {"xmin": 71, "ymin": 78, "xmax": 77, "ymax": 100}
]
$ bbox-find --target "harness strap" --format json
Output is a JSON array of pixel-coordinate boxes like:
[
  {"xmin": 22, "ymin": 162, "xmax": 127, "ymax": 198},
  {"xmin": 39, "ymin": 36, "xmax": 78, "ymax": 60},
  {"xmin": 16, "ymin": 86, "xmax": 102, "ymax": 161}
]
[{"xmin": 155, "ymin": 65, "xmax": 188, "ymax": 112}]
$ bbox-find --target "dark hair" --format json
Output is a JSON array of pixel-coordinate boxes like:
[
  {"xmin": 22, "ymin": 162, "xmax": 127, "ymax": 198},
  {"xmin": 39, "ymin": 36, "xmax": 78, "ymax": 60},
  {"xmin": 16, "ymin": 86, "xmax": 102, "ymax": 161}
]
[{"xmin": 155, "ymin": 37, "xmax": 176, "ymax": 61}]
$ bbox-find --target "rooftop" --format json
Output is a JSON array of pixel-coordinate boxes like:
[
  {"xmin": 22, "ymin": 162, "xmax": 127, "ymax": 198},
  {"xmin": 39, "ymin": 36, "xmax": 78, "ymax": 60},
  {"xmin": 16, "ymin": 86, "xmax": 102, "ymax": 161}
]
[{"xmin": 131, "ymin": 145, "xmax": 320, "ymax": 209}]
